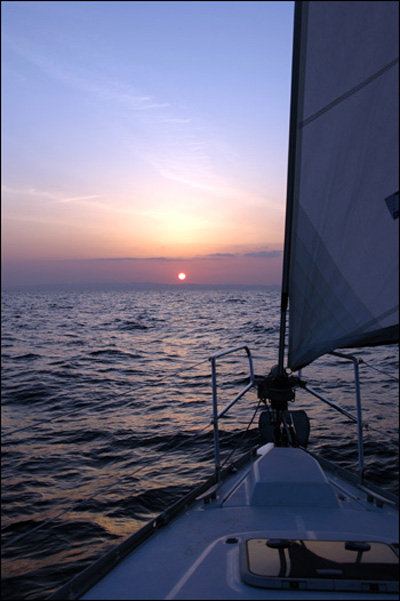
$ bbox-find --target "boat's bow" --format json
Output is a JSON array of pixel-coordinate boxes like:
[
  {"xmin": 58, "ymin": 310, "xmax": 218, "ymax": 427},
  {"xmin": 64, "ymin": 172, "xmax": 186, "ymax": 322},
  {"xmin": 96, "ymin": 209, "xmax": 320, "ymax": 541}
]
[{"xmin": 49, "ymin": 442, "xmax": 398, "ymax": 600}]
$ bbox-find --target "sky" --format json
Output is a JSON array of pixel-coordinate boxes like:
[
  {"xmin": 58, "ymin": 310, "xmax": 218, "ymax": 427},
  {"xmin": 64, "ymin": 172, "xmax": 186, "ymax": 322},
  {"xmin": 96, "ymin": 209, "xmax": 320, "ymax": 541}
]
[{"xmin": 1, "ymin": 0, "xmax": 294, "ymax": 289}]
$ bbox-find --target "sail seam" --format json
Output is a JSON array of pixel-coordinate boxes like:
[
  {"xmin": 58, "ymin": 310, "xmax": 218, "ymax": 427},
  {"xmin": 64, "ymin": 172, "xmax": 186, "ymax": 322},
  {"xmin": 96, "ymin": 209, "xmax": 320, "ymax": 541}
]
[
  {"xmin": 300, "ymin": 57, "xmax": 399, "ymax": 129},
  {"xmin": 348, "ymin": 305, "xmax": 400, "ymax": 337}
]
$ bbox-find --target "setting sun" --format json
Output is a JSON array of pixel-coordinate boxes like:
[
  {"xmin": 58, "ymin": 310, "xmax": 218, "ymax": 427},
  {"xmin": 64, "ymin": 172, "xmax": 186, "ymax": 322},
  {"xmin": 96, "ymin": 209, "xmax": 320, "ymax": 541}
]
[{"xmin": 178, "ymin": 272, "xmax": 186, "ymax": 281}]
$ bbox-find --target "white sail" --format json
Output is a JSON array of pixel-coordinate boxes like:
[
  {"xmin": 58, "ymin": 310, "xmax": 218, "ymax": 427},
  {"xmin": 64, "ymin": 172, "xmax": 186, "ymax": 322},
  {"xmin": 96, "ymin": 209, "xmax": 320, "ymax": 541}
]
[{"xmin": 285, "ymin": 1, "xmax": 399, "ymax": 371}]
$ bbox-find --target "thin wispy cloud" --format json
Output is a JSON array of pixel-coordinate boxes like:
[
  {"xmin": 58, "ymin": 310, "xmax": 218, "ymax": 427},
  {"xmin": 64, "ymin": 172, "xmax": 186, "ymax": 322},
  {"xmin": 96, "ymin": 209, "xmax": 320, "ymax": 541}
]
[
  {"xmin": 4, "ymin": 33, "xmax": 169, "ymax": 113},
  {"xmin": 2, "ymin": 185, "xmax": 101, "ymax": 205},
  {"xmin": 89, "ymin": 250, "xmax": 282, "ymax": 262},
  {"xmin": 2, "ymin": 1, "xmax": 293, "ymax": 287},
  {"xmin": 61, "ymin": 195, "xmax": 101, "ymax": 203},
  {"xmin": 244, "ymin": 250, "xmax": 282, "ymax": 258},
  {"xmin": 4, "ymin": 33, "xmax": 231, "ymax": 187}
]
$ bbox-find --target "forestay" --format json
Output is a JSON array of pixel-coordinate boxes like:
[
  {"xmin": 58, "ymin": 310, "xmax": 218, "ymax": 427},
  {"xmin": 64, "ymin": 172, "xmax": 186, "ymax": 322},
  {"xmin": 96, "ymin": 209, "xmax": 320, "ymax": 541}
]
[{"xmin": 284, "ymin": 1, "xmax": 399, "ymax": 371}]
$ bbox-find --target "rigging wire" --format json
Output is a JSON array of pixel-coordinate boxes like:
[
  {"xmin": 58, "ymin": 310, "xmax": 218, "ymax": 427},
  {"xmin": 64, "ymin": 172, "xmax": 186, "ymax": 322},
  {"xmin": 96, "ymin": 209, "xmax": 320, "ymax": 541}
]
[
  {"xmin": 2, "ymin": 357, "xmax": 211, "ymax": 438},
  {"xmin": 2, "ymin": 373, "xmax": 259, "ymax": 550},
  {"xmin": 2, "ymin": 354, "xmax": 256, "ymax": 549},
  {"xmin": 1, "ymin": 419, "xmax": 213, "ymax": 551},
  {"xmin": 220, "ymin": 398, "xmax": 261, "ymax": 470},
  {"xmin": 359, "ymin": 358, "xmax": 400, "ymax": 384},
  {"xmin": 2, "ymin": 350, "xmax": 397, "ymax": 551}
]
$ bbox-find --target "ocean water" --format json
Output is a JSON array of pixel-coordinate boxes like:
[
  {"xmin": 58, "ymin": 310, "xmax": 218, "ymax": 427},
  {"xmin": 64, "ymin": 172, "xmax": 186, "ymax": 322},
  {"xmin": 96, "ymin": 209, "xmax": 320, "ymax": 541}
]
[{"xmin": 1, "ymin": 287, "xmax": 398, "ymax": 600}]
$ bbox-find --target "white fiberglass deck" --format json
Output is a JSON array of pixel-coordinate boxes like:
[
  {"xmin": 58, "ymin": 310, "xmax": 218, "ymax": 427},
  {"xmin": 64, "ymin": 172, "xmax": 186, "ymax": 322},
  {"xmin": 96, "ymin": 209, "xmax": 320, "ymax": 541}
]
[{"xmin": 79, "ymin": 446, "xmax": 398, "ymax": 600}]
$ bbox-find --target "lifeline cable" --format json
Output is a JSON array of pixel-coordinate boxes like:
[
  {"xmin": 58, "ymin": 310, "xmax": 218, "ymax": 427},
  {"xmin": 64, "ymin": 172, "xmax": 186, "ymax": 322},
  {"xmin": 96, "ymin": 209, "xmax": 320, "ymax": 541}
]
[
  {"xmin": 2, "ymin": 357, "xmax": 210, "ymax": 438},
  {"xmin": 1, "ymin": 418, "xmax": 213, "ymax": 550}
]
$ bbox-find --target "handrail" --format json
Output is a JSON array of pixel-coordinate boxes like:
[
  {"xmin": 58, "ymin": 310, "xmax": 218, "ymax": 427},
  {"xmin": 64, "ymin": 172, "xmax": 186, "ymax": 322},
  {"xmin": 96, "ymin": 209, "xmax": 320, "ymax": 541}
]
[
  {"xmin": 208, "ymin": 345, "xmax": 366, "ymax": 484},
  {"xmin": 301, "ymin": 351, "xmax": 365, "ymax": 483},
  {"xmin": 208, "ymin": 345, "xmax": 255, "ymax": 479},
  {"xmin": 329, "ymin": 351, "xmax": 364, "ymax": 482}
]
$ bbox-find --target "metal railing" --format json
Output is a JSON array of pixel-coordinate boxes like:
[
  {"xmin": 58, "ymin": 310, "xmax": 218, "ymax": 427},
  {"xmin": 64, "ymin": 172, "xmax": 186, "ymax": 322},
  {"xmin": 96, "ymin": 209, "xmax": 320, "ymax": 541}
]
[
  {"xmin": 209, "ymin": 345, "xmax": 255, "ymax": 479},
  {"xmin": 301, "ymin": 350, "xmax": 365, "ymax": 483},
  {"xmin": 208, "ymin": 346, "xmax": 366, "ymax": 484}
]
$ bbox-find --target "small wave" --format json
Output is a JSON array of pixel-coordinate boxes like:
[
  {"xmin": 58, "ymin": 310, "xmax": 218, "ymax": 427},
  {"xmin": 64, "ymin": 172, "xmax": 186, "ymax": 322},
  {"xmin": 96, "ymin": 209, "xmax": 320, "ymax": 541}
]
[
  {"xmin": 64, "ymin": 429, "xmax": 112, "ymax": 444},
  {"xmin": 225, "ymin": 298, "xmax": 247, "ymax": 304},
  {"xmin": 1, "ymin": 518, "xmax": 40, "ymax": 536},
  {"xmin": 14, "ymin": 353, "xmax": 42, "ymax": 361},
  {"xmin": 1, "ymin": 287, "xmax": 398, "ymax": 601},
  {"xmin": 118, "ymin": 320, "xmax": 150, "ymax": 331},
  {"xmin": 89, "ymin": 349, "xmax": 142, "ymax": 359}
]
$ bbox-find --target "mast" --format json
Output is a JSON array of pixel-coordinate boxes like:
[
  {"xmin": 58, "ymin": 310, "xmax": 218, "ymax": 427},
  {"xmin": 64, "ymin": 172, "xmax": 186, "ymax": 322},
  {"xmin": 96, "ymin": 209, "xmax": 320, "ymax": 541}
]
[{"xmin": 277, "ymin": 1, "xmax": 305, "ymax": 375}]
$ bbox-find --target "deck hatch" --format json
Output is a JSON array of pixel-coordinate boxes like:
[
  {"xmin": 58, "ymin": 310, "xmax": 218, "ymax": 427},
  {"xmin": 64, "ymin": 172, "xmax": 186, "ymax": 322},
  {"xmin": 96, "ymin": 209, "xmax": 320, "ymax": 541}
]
[{"xmin": 240, "ymin": 538, "xmax": 399, "ymax": 593}]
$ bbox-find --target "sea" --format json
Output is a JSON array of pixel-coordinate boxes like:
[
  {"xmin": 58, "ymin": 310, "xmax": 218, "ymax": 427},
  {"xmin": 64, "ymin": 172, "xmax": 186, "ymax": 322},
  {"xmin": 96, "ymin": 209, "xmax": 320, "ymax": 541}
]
[{"xmin": 1, "ymin": 287, "xmax": 399, "ymax": 600}]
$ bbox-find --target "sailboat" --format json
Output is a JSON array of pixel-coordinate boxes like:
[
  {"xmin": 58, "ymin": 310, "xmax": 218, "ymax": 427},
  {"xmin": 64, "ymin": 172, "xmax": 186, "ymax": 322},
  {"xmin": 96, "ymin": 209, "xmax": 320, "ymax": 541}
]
[{"xmin": 49, "ymin": 1, "xmax": 399, "ymax": 599}]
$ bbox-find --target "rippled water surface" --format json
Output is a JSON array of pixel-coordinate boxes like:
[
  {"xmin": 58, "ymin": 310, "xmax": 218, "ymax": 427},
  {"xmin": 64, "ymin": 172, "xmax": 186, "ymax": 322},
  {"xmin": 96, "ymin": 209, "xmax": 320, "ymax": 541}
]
[{"xmin": 1, "ymin": 288, "xmax": 398, "ymax": 600}]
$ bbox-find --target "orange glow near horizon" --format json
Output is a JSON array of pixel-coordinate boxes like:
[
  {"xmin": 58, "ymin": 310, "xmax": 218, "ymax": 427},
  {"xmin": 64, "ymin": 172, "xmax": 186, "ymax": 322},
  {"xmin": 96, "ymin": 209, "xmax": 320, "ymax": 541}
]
[
  {"xmin": 178, "ymin": 272, "xmax": 187, "ymax": 281},
  {"xmin": 1, "ymin": 1, "xmax": 293, "ymax": 290}
]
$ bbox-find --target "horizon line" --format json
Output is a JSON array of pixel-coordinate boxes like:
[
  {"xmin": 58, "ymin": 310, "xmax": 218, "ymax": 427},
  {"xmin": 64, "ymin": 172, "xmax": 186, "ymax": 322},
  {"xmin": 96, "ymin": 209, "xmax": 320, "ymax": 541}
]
[{"xmin": 2, "ymin": 280, "xmax": 281, "ymax": 292}]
